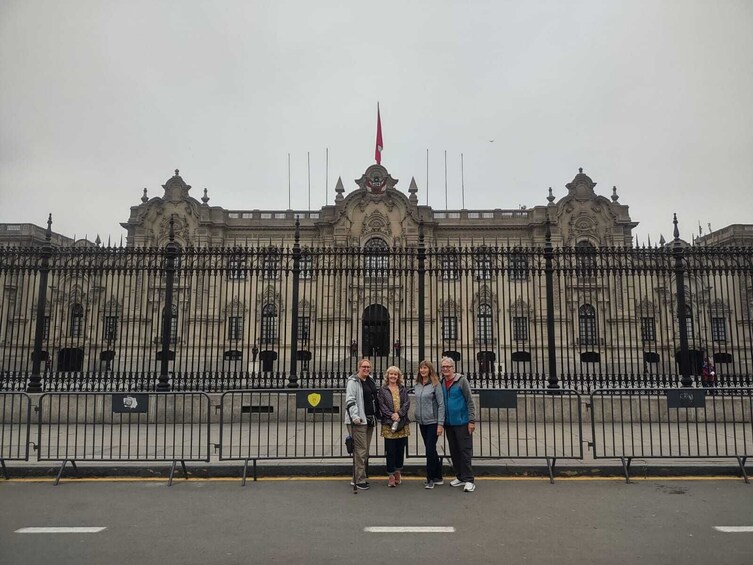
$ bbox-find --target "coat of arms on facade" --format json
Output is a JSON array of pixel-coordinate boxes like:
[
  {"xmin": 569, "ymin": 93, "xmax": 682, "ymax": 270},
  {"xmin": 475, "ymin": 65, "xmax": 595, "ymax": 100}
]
[{"xmin": 355, "ymin": 164, "xmax": 398, "ymax": 195}]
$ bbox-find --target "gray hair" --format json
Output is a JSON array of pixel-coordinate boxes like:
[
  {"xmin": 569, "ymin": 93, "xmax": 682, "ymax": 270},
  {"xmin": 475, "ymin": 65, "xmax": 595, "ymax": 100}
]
[{"xmin": 440, "ymin": 356, "xmax": 455, "ymax": 370}]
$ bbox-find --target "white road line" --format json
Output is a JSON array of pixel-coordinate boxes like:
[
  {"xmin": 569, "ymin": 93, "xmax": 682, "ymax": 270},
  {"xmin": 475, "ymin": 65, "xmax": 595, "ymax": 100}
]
[
  {"xmin": 15, "ymin": 527, "xmax": 107, "ymax": 534},
  {"xmin": 714, "ymin": 526, "xmax": 753, "ymax": 533},
  {"xmin": 364, "ymin": 526, "xmax": 455, "ymax": 533}
]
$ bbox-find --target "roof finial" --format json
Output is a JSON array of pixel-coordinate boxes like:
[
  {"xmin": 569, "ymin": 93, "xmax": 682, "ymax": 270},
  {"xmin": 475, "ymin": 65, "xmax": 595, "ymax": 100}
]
[
  {"xmin": 547, "ymin": 187, "xmax": 555, "ymax": 204},
  {"xmin": 673, "ymin": 213, "xmax": 680, "ymax": 241},
  {"xmin": 174, "ymin": 169, "xmax": 180, "ymax": 177},
  {"xmin": 142, "ymin": 188, "xmax": 149, "ymax": 203},
  {"xmin": 611, "ymin": 186, "xmax": 619, "ymax": 202},
  {"xmin": 202, "ymin": 188, "xmax": 209, "ymax": 205},
  {"xmin": 579, "ymin": 167, "xmax": 583, "ymax": 174}
]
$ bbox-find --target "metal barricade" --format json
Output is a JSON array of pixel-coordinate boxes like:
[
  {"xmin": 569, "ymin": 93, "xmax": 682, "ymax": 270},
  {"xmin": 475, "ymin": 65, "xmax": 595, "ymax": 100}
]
[
  {"xmin": 1, "ymin": 392, "xmax": 32, "ymax": 478},
  {"xmin": 219, "ymin": 389, "xmax": 377, "ymax": 484},
  {"xmin": 590, "ymin": 387, "xmax": 753, "ymax": 482},
  {"xmin": 407, "ymin": 388, "xmax": 583, "ymax": 483},
  {"xmin": 37, "ymin": 392, "xmax": 211, "ymax": 485}
]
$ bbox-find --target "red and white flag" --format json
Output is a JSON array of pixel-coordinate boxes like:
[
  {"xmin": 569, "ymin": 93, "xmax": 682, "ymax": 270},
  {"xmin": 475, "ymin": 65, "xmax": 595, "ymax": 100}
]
[{"xmin": 375, "ymin": 103, "xmax": 383, "ymax": 164}]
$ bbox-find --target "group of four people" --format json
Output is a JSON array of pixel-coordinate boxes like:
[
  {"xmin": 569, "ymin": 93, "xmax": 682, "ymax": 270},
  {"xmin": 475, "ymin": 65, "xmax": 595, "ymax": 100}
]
[{"xmin": 345, "ymin": 356, "xmax": 477, "ymax": 492}]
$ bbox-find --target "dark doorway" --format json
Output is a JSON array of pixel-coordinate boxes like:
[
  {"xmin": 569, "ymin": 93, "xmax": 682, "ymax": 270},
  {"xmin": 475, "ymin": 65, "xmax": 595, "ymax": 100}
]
[
  {"xmin": 477, "ymin": 351, "xmax": 496, "ymax": 374},
  {"xmin": 362, "ymin": 304, "xmax": 389, "ymax": 356},
  {"xmin": 259, "ymin": 350, "xmax": 277, "ymax": 373},
  {"xmin": 58, "ymin": 348, "xmax": 84, "ymax": 371}
]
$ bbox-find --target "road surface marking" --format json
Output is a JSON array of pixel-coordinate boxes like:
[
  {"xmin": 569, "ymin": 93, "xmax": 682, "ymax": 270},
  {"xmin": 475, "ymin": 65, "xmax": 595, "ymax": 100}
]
[
  {"xmin": 16, "ymin": 527, "xmax": 107, "ymax": 534},
  {"xmin": 714, "ymin": 526, "xmax": 753, "ymax": 533},
  {"xmin": 365, "ymin": 526, "xmax": 454, "ymax": 533}
]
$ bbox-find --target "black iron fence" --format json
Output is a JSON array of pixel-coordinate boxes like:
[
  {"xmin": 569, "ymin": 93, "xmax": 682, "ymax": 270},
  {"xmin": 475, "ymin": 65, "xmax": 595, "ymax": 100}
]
[
  {"xmin": 589, "ymin": 387, "xmax": 753, "ymax": 482},
  {"xmin": 2, "ymin": 217, "xmax": 752, "ymax": 392}
]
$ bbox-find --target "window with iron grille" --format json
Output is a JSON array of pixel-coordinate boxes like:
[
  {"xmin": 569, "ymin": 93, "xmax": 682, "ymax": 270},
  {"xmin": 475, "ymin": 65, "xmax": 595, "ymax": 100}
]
[
  {"xmin": 104, "ymin": 315, "xmax": 118, "ymax": 342},
  {"xmin": 70, "ymin": 304, "xmax": 84, "ymax": 337},
  {"xmin": 640, "ymin": 317, "xmax": 656, "ymax": 342},
  {"xmin": 228, "ymin": 258, "xmax": 247, "ymax": 280},
  {"xmin": 513, "ymin": 316, "xmax": 528, "ymax": 342},
  {"xmin": 262, "ymin": 250, "xmax": 280, "ymax": 279},
  {"xmin": 711, "ymin": 316, "xmax": 726, "ymax": 342},
  {"xmin": 476, "ymin": 304, "xmax": 493, "ymax": 344},
  {"xmin": 364, "ymin": 238, "xmax": 389, "ymax": 277},
  {"xmin": 579, "ymin": 304, "xmax": 597, "ymax": 345},
  {"xmin": 228, "ymin": 316, "xmax": 244, "ymax": 341},
  {"xmin": 508, "ymin": 254, "xmax": 528, "ymax": 280},
  {"xmin": 298, "ymin": 316, "xmax": 310, "ymax": 342},
  {"xmin": 441, "ymin": 254, "xmax": 459, "ymax": 280},
  {"xmin": 161, "ymin": 304, "xmax": 179, "ymax": 343},
  {"xmin": 576, "ymin": 241, "xmax": 597, "ymax": 277},
  {"xmin": 300, "ymin": 253, "xmax": 313, "ymax": 279},
  {"xmin": 684, "ymin": 305, "xmax": 694, "ymax": 340},
  {"xmin": 261, "ymin": 304, "xmax": 278, "ymax": 344},
  {"xmin": 443, "ymin": 316, "xmax": 458, "ymax": 340},
  {"xmin": 475, "ymin": 255, "xmax": 492, "ymax": 280}
]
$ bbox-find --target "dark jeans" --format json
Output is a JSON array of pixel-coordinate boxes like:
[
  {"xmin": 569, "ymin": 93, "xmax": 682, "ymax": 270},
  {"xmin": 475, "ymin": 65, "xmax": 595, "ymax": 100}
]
[
  {"xmin": 384, "ymin": 437, "xmax": 407, "ymax": 474},
  {"xmin": 419, "ymin": 423, "xmax": 443, "ymax": 481},
  {"xmin": 445, "ymin": 423, "xmax": 474, "ymax": 482}
]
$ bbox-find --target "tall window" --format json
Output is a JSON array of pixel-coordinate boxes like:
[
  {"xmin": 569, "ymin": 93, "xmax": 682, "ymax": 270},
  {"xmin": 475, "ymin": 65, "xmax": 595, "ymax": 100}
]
[
  {"xmin": 443, "ymin": 316, "xmax": 458, "ymax": 340},
  {"xmin": 640, "ymin": 317, "xmax": 656, "ymax": 342},
  {"xmin": 228, "ymin": 316, "xmax": 243, "ymax": 341},
  {"xmin": 69, "ymin": 304, "xmax": 84, "ymax": 337},
  {"xmin": 261, "ymin": 304, "xmax": 278, "ymax": 344},
  {"xmin": 162, "ymin": 304, "xmax": 178, "ymax": 343},
  {"xmin": 228, "ymin": 257, "xmax": 247, "ymax": 280},
  {"xmin": 298, "ymin": 316, "xmax": 310, "ymax": 342},
  {"xmin": 508, "ymin": 253, "xmax": 528, "ymax": 281},
  {"xmin": 579, "ymin": 304, "xmax": 597, "ymax": 345},
  {"xmin": 262, "ymin": 249, "xmax": 280, "ymax": 279},
  {"xmin": 477, "ymin": 304, "xmax": 493, "ymax": 344},
  {"xmin": 576, "ymin": 241, "xmax": 597, "ymax": 277},
  {"xmin": 684, "ymin": 305, "xmax": 694, "ymax": 340},
  {"xmin": 300, "ymin": 253, "xmax": 313, "ymax": 279},
  {"xmin": 711, "ymin": 316, "xmax": 726, "ymax": 342},
  {"xmin": 513, "ymin": 316, "xmax": 528, "ymax": 342},
  {"xmin": 364, "ymin": 238, "xmax": 389, "ymax": 277},
  {"xmin": 104, "ymin": 315, "xmax": 118, "ymax": 342},
  {"xmin": 475, "ymin": 253, "xmax": 492, "ymax": 280},
  {"xmin": 441, "ymin": 253, "xmax": 459, "ymax": 280}
]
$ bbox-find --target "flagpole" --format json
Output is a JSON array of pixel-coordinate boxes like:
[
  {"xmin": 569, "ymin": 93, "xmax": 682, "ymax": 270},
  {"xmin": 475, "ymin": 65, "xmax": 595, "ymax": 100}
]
[
  {"xmin": 444, "ymin": 150, "xmax": 448, "ymax": 210},
  {"xmin": 288, "ymin": 153, "xmax": 291, "ymax": 210},
  {"xmin": 307, "ymin": 151, "xmax": 311, "ymax": 210},
  {"xmin": 325, "ymin": 147, "xmax": 329, "ymax": 205},
  {"xmin": 426, "ymin": 149, "xmax": 429, "ymax": 206},
  {"xmin": 461, "ymin": 153, "xmax": 465, "ymax": 209}
]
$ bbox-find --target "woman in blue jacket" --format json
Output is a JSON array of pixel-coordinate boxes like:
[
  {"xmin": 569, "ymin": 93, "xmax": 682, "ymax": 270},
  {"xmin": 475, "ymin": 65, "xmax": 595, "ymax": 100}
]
[{"xmin": 440, "ymin": 356, "xmax": 477, "ymax": 492}]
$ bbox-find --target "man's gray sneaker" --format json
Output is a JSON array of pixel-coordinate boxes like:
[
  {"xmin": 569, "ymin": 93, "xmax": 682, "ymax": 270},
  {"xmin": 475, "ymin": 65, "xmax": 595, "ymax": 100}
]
[{"xmin": 424, "ymin": 480, "xmax": 435, "ymax": 489}]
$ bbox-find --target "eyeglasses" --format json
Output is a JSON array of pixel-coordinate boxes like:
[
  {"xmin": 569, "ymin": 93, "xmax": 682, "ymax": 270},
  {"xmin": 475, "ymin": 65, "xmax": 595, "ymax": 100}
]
[
  {"xmin": 440, "ymin": 366, "xmax": 452, "ymax": 369},
  {"xmin": 360, "ymin": 365, "xmax": 371, "ymax": 369}
]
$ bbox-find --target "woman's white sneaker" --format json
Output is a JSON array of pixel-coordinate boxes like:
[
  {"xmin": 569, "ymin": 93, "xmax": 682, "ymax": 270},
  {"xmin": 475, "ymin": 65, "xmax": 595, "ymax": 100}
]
[
  {"xmin": 463, "ymin": 482, "xmax": 476, "ymax": 492},
  {"xmin": 450, "ymin": 479, "xmax": 465, "ymax": 487}
]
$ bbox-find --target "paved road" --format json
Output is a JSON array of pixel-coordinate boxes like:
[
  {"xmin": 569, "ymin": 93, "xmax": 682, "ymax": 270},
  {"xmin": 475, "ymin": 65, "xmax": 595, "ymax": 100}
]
[{"xmin": 1, "ymin": 478, "xmax": 752, "ymax": 564}]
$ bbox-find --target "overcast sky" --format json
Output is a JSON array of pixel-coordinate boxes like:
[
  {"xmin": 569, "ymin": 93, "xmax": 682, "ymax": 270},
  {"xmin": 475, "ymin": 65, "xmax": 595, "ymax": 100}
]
[{"xmin": 1, "ymin": 0, "xmax": 751, "ymax": 245}]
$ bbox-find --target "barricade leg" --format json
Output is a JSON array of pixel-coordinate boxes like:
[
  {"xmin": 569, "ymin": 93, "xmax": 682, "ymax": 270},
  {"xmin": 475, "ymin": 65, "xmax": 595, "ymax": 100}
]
[
  {"xmin": 54, "ymin": 460, "xmax": 76, "ymax": 486},
  {"xmin": 168, "ymin": 460, "xmax": 188, "ymax": 486},
  {"xmin": 242, "ymin": 459, "xmax": 250, "ymax": 486},
  {"xmin": 545, "ymin": 457, "xmax": 557, "ymax": 484},
  {"xmin": 620, "ymin": 456, "xmax": 632, "ymax": 484},
  {"xmin": 736, "ymin": 457, "xmax": 749, "ymax": 484}
]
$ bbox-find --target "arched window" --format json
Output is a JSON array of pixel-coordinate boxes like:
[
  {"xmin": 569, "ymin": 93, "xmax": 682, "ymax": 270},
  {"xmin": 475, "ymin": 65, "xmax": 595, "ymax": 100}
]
[
  {"xmin": 69, "ymin": 304, "xmax": 84, "ymax": 337},
  {"xmin": 261, "ymin": 304, "xmax": 278, "ymax": 344},
  {"xmin": 576, "ymin": 240, "xmax": 597, "ymax": 277},
  {"xmin": 476, "ymin": 304, "xmax": 493, "ymax": 344},
  {"xmin": 364, "ymin": 238, "xmax": 389, "ymax": 277},
  {"xmin": 579, "ymin": 304, "xmax": 597, "ymax": 345}
]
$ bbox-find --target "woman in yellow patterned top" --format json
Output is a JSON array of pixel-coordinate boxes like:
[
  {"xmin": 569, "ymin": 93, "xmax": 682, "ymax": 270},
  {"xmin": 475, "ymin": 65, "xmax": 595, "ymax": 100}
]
[{"xmin": 377, "ymin": 365, "xmax": 411, "ymax": 487}]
